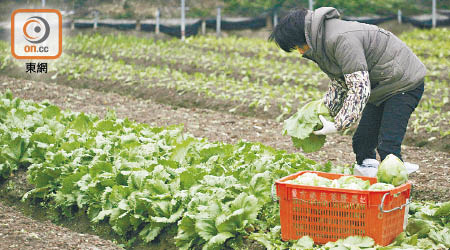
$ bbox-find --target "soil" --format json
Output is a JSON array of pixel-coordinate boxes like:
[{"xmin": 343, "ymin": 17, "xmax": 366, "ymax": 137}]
[
  {"xmin": 0, "ymin": 75, "xmax": 448, "ymax": 249},
  {"xmin": 1, "ymin": 64, "xmax": 289, "ymax": 120},
  {"xmin": 0, "ymin": 201, "xmax": 123, "ymax": 250}
]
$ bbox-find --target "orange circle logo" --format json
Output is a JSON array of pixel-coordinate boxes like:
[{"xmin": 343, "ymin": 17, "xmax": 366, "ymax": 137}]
[{"xmin": 23, "ymin": 16, "xmax": 50, "ymax": 43}]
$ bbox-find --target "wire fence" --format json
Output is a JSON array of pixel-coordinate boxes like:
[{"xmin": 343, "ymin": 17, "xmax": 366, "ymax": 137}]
[
  {"xmin": 62, "ymin": 11, "xmax": 450, "ymax": 39},
  {"xmin": 4, "ymin": 0, "xmax": 450, "ymax": 39}
]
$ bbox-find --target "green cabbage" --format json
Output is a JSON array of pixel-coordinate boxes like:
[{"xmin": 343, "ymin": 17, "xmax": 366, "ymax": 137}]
[
  {"xmin": 285, "ymin": 173, "xmax": 393, "ymax": 191},
  {"xmin": 285, "ymin": 172, "xmax": 332, "ymax": 187},
  {"xmin": 283, "ymin": 100, "xmax": 332, "ymax": 153},
  {"xmin": 377, "ymin": 154, "xmax": 408, "ymax": 186},
  {"xmin": 368, "ymin": 183, "xmax": 395, "ymax": 191},
  {"xmin": 332, "ymin": 176, "xmax": 370, "ymax": 190}
]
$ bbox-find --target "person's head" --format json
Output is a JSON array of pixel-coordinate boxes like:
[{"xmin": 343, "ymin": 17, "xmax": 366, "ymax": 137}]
[{"xmin": 269, "ymin": 9, "xmax": 309, "ymax": 54}]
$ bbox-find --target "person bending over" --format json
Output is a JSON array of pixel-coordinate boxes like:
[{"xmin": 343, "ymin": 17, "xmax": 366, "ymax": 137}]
[{"xmin": 269, "ymin": 7, "xmax": 425, "ymax": 176}]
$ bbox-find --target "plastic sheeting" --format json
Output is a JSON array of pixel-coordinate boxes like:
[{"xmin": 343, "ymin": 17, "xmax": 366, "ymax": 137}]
[
  {"xmin": 402, "ymin": 15, "xmax": 450, "ymax": 28},
  {"xmin": 143, "ymin": 17, "xmax": 266, "ymax": 37},
  {"xmin": 98, "ymin": 22, "xmax": 136, "ymax": 30},
  {"xmin": 74, "ymin": 21, "xmax": 94, "ymax": 29},
  {"xmin": 205, "ymin": 17, "xmax": 266, "ymax": 30},
  {"xmin": 141, "ymin": 20, "xmax": 202, "ymax": 37},
  {"xmin": 71, "ymin": 17, "xmax": 267, "ymax": 37},
  {"xmin": 342, "ymin": 16, "xmax": 396, "ymax": 25},
  {"xmin": 69, "ymin": 13, "xmax": 450, "ymax": 35},
  {"xmin": 342, "ymin": 14, "xmax": 450, "ymax": 28}
]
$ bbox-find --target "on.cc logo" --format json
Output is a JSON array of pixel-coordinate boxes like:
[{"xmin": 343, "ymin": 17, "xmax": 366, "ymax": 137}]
[
  {"xmin": 23, "ymin": 16, "xmax": 50, "ymax": 44},
  {"xmin": 11, "ymin": 9, "xmax": 62, "ymax": 59}
]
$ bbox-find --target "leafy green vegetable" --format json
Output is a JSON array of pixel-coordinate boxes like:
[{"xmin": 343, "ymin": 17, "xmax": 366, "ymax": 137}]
[
  {"xmin": 285, "ymin": 172, "xmax": 379, "ymax": 191},
  {"xmin": 342, "ymin": 236, "xmax": 375, "ymax": 248},
  {"xmin": 292, "ymin": 235, "xmax": 314, "ymax": 249},
  {"xmin": 283, "ymin": 100, "xmax": 332, "ymax": 153},
  {"xmin": 285, "ymin": 172, "xmax": 332, "ymax": 187},
  {"xmin": 0, "ymin": 92, "xmax": 329, "ymax": 249},
  {"xmin": 0, "ymin": 28, "xmax": 449, "ymax": 140},
  {"xmin": 386, "ymin": 201, "xmax": 450, "ymax": 249},
  {"xmin": 377, "ymin": 154, "xmax": 408, "ymax": 186},
  {"xmin": 0, "ymin": 92, "xmax": 447, "ymax": 250},
  {"xmin": 368, "ymin": 183, "xmax": 395, "ymax": 191},
  {"xmin": 321, "ymin": 235, "xmax": 375, "ymax": 250},
  {"xmin": 331, "ymin": 175, "xmax": 370, "ymax": 190},
  {"xmin": 434, "ymin": 201, "xmax": 450, "ymax": 218},
  {"xmin": 406, "ymin": 219, "xmax": 432, "ymax": 238}
]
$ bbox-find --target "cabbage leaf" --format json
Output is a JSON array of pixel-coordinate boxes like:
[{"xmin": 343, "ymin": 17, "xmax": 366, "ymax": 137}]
[{"xmin": 283, "ymin": 100, "xmax": 332, "ymax": 153}]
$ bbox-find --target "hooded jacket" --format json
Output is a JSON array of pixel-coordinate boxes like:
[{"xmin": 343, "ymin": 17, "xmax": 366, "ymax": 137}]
[{"xmin": 302, "ymin": 7, "xmax": 426, "ymax": 106}]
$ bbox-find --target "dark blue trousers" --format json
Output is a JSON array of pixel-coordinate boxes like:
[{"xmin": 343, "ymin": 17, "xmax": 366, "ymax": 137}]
[{"xmin": 352, "ymin": 82, "xmax": 424, "ymax": 165}]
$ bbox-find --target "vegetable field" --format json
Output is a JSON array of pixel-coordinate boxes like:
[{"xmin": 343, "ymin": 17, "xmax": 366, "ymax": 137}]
[
  {"xmin": 0, "ymin": 28, "xmax": 448, "ymax": 150},
  {"xmin": 0, "ymin": 28, "xmax": 449, "ymax": 250}
]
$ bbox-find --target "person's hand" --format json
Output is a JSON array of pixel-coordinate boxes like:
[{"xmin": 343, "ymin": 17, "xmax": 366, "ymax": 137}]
[{"xmin": 313, "ymin": 115, "xmax": 337, "ymax": 135}]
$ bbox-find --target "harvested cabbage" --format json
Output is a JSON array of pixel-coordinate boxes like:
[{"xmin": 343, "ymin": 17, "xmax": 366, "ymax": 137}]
[
  {"xmin": 285, "ymin": 173, "xmax": 393, "ymax": 191},
  {"xmin": 377, "ymin": 154, "xmax": 408, "ymax": 186},
  {"xmin": 283, "ymin": 100, "xmax": 332, "ymax": 153},
  {"xmin": 333, "ymin": 175, "xmax": 370, "ymax": 190},
  {"xmin": 368, "ymin": 183, "xmax": 395, "ymax": 191},
  {"xmin": 285, "ymin": 173, "xmax": 332, "ymax": 187}
]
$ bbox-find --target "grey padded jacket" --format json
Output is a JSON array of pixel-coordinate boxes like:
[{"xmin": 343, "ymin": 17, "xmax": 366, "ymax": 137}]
[{"xmin": 302, "ymin": 7, "xmax": 426, "ymax": 106}]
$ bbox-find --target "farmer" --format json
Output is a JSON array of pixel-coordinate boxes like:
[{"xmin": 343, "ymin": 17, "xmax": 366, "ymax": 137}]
[{"xmin": 269, "ymin": 7, "xmax": 425, "ymax": 176}]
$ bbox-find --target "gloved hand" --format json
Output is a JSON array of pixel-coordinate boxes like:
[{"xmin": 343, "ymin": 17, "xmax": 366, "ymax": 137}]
[{"xmin": 313, "ymin": 115, "xmax": 337, "ymax": 135}]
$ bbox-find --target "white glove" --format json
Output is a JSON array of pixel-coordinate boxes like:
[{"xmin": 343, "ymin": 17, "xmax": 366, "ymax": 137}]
[{"xmin": 313, "ymin": 115, "xmax": 337, "ymax": 135}]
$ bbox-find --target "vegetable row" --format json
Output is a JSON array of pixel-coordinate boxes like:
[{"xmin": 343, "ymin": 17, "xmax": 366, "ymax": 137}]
[
  {"xmin": 0, "ymin": 28, "xmax": 448, "ymax": 137},
  {"xmin": 1, "ymin": 91, "xmax": 449, "ymax": 249}
]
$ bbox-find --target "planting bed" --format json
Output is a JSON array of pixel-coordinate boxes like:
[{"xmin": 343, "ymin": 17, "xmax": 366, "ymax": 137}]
[{"xmin": 0, "ymin": 27, "xmax": 448, "ymax": 250}]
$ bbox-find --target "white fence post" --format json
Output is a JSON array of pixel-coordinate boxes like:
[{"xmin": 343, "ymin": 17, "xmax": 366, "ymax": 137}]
[
  {"xmin": 94, "ymin": 11, "xmax": 98, "ymax": 30},
  {"xmin": 155, "ymin": 9, "xmax": 160, "ymax": 34},
  {"xmin": 181, "ymin": 0, "xmax": 186, "ymax": 40},
  {"xmin": 309, "ymin": 0, "xmax": 314, "ymax": 11},
  {"xmin": 273, "ymin": 11, "xmax": 278, "ymax": 27},
  {"xmin": 398, "ymin": 9, "xmax": 402, "ymax": 24},
  {"xmin": 216, "ymin": 7, "xmax": 221, "ymax": 37},
  {"xmin": 201, "ymin": 19, "xmax": 206, "ymax": 35},
  {"xmin": 432, "ymin": 0, "xmax": 437, "ymax": 28},
  {"xmin": 42, "ymin": 0, "xmax": 45, "ymax": 7}
]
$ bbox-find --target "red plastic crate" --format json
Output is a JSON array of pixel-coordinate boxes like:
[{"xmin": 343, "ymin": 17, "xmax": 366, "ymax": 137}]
[{"xmin": 275, "ymin": 171, "xmax": 411, "ymax": 246}]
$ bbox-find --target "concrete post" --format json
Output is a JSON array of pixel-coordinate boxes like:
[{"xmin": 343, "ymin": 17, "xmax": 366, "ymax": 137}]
[
  {"xmin": 432, "ymin": 0, "xmax": 437, "ymax": 28},
  {"xmin": 201, "ymin": 19, "xmax": 206, "ymax": 35},
  {"xmin": 216, "ymin": 7, "xmax": 221, "ymax": 37},
  {"xmin": 181, "ymin": 0, "xmax": 186, "ymax": 40},
  {"xmin": 273, "ymin": 11, "xmax": 278, "ymax": 27},
  {"xmin": 155, "ymin": 9, "xmax": 160, "ymax": 34},
  {"xmin": 93, "ymin": 11, "xmax": 98, "ymax": 30}
]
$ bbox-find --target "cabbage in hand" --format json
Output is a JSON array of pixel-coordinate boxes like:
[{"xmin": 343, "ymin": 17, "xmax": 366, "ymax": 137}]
[{"xmin": 283, "ymin": 100, "xmax": 332, "ymax": 153}]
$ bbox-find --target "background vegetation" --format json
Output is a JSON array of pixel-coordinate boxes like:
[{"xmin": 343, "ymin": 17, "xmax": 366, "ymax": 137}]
[{"xmin": 1, "ymin": 0, "xmax": 447, "ymax": 21}]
